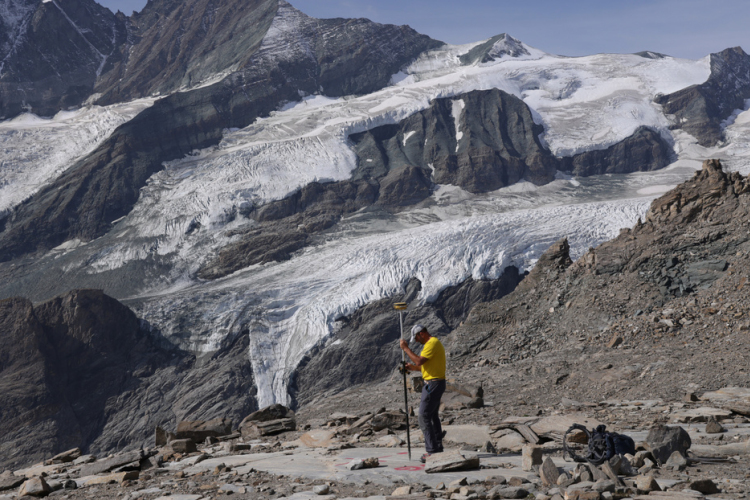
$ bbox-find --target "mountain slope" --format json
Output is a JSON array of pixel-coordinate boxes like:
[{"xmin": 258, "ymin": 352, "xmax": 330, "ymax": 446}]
[
  {"xmin": 0, "ymin": 1, "xmax": 441, "ymax": 261},
  {"xmin": 0, "ymin": 0, "xmax": 126, "ymax": 118}
]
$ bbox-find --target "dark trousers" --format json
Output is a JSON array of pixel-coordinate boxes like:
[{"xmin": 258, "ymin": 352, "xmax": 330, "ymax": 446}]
[{"xmin": 418, "ymin": 379, "xmax": 445, "ymax": 454}]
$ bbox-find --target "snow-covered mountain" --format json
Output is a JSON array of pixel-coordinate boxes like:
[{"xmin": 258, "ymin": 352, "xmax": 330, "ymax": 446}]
[{"xmin": 2, "ymin": 0, "xmax": 750, "ymax": 416}]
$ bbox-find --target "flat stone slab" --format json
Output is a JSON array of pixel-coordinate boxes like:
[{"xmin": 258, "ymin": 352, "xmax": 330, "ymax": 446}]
[
  {"xmin": 670, "ymin": 407, "xmax": 733, "ymax": 423},
  {"xmin": 528, "ymin": 413, "xmax": 604, "ymax": 436},
  {"xmin": 442, "ymin": 425, "xmax": 492, "ymax": 446},
  {"xmin": 700, "ymin": 386, "xmax": 750, "ymax": 402},
  {"xmin": 154, "ymin": 496, "xmax": 203, "ymax": 500},
  {"xmin": 177, "ymin": 446, "xmax": 574, "ymax": 487}
]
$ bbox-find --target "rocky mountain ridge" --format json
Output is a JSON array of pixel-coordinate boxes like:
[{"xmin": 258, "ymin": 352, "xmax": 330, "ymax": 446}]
[{"xmin": 0, "ymin": 0, "xmax": 440, "ymax": 262}]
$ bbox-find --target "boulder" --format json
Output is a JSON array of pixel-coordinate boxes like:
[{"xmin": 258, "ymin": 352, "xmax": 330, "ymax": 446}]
[
  {"xmin": 704, "ymin": 417, "xmax": 725, "ymax": 434},
  {"xmin": 167, "ymin": 439, "xmax": 197, "ymax": 454},
  {"xmin": 18, "ymin": 477, "xmax": 51, "ymax": 497},
  {"xmin": 424, "ymin": 451, "xmax": 480, "ymax": 473},
  {"xmin": 635, "ymin": 474, "xmax": 661, "ymax": 492},
  {"xmin": 665, "ymin": 451, "xmax": 688, "ymax": 471},
  {"xmin": 392, "ymin": 485, "xmax": 412, "ymax": 496},
  {"xmin": 241, "ymin": 418, "xmax": 296, "ymax": 438},
  {"xmin": 241, "ymin": 404, "xmax": 295, "ymax": 423},
  {"xmin": 370, "ymin": 411, "xmax": 407, "ymax": 431},
  {"xmin": 689, "ymin": 479, "xmax": 720, "ymax": 494},
  {"xmin": 441, "ymin": 392, "xmax": 484, "ymax": 410},
  {"xmin": 488, "ymin": 486, "xmax": 529, "ymax": 499},
  {"xmin": 522, "ymin": 445, "xmax": 543, "ymax": 471},
  {"xmin": 645, "ymin": 424, "xmax": 691, "ymax": 465},
  {"xmin": 0, "ymin": 471, "xmax": 24, "ymax": 492},
  {"xmin": 539, "ymin": 456, "xmax": 560, "ymax": 486},
  {"xmin": 175, "ymin": 418, "xmax": 233, "ymax": 441}
]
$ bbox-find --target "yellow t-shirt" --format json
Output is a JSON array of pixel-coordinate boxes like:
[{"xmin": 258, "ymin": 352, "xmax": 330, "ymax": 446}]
[{"xmin": 420, "ymin": 337, "xmax": 446, "ymax": 381}]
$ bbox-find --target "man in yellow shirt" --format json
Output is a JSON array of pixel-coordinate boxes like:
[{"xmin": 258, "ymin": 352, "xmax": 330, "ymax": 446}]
[{"xmin": 400, "ymin": 324, "xmax": 446, "ymax": 462}]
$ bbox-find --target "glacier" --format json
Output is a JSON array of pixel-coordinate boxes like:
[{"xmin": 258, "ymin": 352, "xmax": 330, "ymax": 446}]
[{"xmin": 4, "ymin": 28, "xmax": 750, "ymax": 408}]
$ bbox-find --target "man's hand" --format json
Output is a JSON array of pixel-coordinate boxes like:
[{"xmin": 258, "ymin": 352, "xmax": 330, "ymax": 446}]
[
  {"xmin": 398, "ymin": 362, "xmax": 408, "ymax": 375},
  {"xmin": 399, "ymin": 339, "xmax": 408, "ymax": 351}
]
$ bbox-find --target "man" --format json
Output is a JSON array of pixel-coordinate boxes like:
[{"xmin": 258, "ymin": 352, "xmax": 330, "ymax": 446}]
[{"xmin": 400, "ymin": 324, "xmax": 446, "ymax": 463}]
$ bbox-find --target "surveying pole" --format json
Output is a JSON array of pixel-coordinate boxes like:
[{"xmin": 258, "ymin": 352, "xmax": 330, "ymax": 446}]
[{"xmin": 394, "ymin": 302, "xmax": 412, "ymax": 461}]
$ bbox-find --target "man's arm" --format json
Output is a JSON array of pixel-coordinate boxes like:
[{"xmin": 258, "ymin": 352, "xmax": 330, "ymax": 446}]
[{"xmin": 399, "ymin": 339, "xmax": 428, "ymax": 370}]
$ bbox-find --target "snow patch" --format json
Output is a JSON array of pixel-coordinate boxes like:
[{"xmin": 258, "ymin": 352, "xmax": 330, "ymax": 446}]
[{"xmin": 451, "ymin": 99, "xmax": 465, "ymax": 152}]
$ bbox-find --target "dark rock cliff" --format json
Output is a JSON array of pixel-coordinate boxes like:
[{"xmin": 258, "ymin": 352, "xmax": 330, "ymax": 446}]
[
  {"xmin": 560, "ymin": 126, "xmax": 674, "ymax": 176},
  {"xmin": 351, "ymin": 88, "xmax": 559, "ymax": 194},
  {"xmin": 0, "ymin": 1, "xmax": 441, "ymax": 262},
  {"xmin": 0, "ymin": 289, "xmax": 256, "ymax": 470},
  {"xmin": 655, "ymin": 47, "xmax": 750, "ymax": 147}
]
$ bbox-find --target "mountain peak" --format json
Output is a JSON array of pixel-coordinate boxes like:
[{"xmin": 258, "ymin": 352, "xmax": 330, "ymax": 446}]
[{"xmin": 459, "ymin": 33, "xmax": 544, "ymax": 66}]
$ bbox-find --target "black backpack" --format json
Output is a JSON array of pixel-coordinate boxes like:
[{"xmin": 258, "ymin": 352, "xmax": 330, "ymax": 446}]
[{"xmin": 563, "ymin": 424, "xmax": 636, "ymax": 465}]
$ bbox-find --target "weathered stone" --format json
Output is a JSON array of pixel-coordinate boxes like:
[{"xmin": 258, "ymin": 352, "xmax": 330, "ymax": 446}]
[
  {"xmin": 300, "ymin": 430, "xmax": 338, "ymax": 448},
  {"xmin": 592, "ymin": 479, "xmax": 616, "ymax": 493},
  {"xmin": 346, "ymin": 457, "xmax": 379, "ymax": 470},
  {"xmin": 689, "ymin": 479, "xmax": 720, "ymax": 494},
  {"xmin": 496, "ymin": 431, "xmax": 526, "ymax": 452},
  {"xmin": 241, "ymin": 418, "xmax": 296, "ymax": 438},
  {"xmin": 176, "ymin": 418, "xmax": 233, "ymax": 442},
  {"xmin": 607, "ymin": 335, "xmax": 623, "ymax": 348},
  {"xmin": 370, "ymin": 411, "xmax": 407, "ymax": 431},
  {"xmin": 241, "ymin": 404, "xmax": 295, "ymax": 423},
  {"xmin": 83, "ymin": 471, "xmax": 139, "ymax": 486},
  {"xmin": 635, "ymin": 475, "xmax": 661, "ymax": 492},
  {"xmin": 589, "ymin": 464, "xmax": 609, "ymax": 482},
  {"xmin": 18, "ymin": 477, "xmax": 51, "ymax": 497},
  {"xmin": 167, "ymin": 439, "xmax": 197, "ymax": 454},
  {"xmin": 539, "ymin": 457, "xmax": 560, "ymax": 486},
  {"xmin": 665, "ymin": 451, "xmax": 687, "ymax": 470},
  {"xmin": 600, "ymin": 461, "xmax": 622, "ymax": 485},
  {"xmin": 49, "ymin": 448, "xmax": 81, "ymax": 463},
  {"xmin": 564, "ymin": 491, "xmax": 601, "ymax": 500},
  {"xmin": 425, "ymin": 451, "xmax": 480, "ymax": 473},
  {"xmin": 313, "ymin": 484, "xmax": 330, "ymax": 495},
  {"xmin": 155, "ymin": 426, "xmax": 168, "ymax": 447},
  {"xmin": 219, "ymin": 484, "xmax": 247, "ymax": 494},
  {"xmin": 522, "ymin": 445, "xmax": 543, "ymax": 471},
  {"xmin": 79, "ymin": 450, "xmax": 144, "ymax": 477},
  {"xmin": 480, "ymin": 441, "xmax": 498, "ymax": 454},
  {"xmin": 514, "ymin": 424, "xmax": 539, "ymax": 444},
  {"xmin": 645, "ymin": 424, "xmax": 691, "ymax": 465},
  {"xmin": 704, "ymin": 417, "xmax": 725, "ymax": 434},
  {"xmin": 488, "ymin": 486, "xmax": 529, "ymax": 499},
  {"xmin": 392, "ymin": 485, "xmax": 412, "ymax": 496},
  {"xmin": 507, "ymin": 477, "xmax": 527, "ymax": 487},
  {"xmin": 0, "ymin": 471, "xmax": 24, "ymax": 492}
]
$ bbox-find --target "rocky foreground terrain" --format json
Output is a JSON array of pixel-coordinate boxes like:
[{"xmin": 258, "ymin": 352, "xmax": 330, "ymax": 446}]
[{"xmin": 2, "ymin": 160, "xmax": 750, "ymax": 499}]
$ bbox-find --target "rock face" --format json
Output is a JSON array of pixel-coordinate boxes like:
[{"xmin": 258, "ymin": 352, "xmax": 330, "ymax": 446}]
[
  {"xmin": 288, "ymin": 272, "xmax": 524, "ymax": 407},
  {"xmin": 655, "ymin": 47, "xmax": 750, "ymax": 146},
  {"xmin": 560, "ymin": 127, "xmax": 673, "ymax": 176},
  {"xmin": 0, "ymin": 289, "xmax": 256, "ymax": 470},
  {"xmin": 94, "ymin": 0, "xmax": 278, "ymax": 105},
  {"xmin": 0, "ymin": 1, "xmax": 441, "ymax": 263},
  {"xmin": 350, "ymin": 88, "xmax": 559, "ymax": 194},
  {"xmin": 0, "ymin": 0, "xmax": 127, "ymax": 119},
  {"xmin": 454, "ymin": 159, "xmax": 750, "ymax": 364}
]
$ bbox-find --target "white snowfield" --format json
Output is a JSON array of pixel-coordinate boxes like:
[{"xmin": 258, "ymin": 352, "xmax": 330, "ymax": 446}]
[{"xmin": 3, "ymin": 13, "xmax": 750, "ymax": 407}]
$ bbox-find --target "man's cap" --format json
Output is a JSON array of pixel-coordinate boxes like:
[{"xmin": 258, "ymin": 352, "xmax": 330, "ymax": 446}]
[{"xmin": 410, "ymin": 324, "xmax": 426, "ymax": 342}]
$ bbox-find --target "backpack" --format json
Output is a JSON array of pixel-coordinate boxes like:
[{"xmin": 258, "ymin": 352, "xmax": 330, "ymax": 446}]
[{"xmin": 563, "ymin": 424, "xmax": 636, "ymax": 465}]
